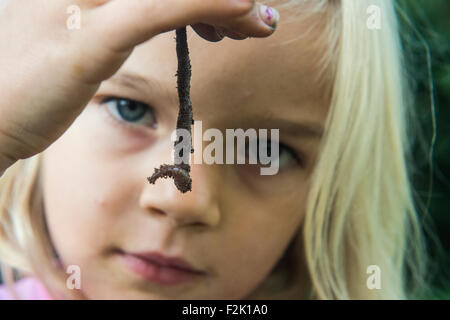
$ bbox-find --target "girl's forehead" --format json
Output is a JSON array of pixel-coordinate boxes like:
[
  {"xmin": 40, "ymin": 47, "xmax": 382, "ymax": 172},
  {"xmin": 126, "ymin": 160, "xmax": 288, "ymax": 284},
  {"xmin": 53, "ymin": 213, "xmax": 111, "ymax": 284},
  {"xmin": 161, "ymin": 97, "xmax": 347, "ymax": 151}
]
[
  {"xmin": 128, "ymin": 16, "xmax": 327, "ymax": 89},
  {"xmin": 116, "ymin": 15, "xmax": 330, "ymax": 125}
]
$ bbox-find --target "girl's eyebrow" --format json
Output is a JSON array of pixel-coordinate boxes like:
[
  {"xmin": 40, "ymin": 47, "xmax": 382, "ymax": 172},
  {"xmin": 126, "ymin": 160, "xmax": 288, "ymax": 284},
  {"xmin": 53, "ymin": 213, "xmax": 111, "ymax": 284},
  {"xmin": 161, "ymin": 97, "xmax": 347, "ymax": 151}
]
[
  {"xmin": 243, "ymin": 116, "xmax": 324, "ymax": 140},
  {"xmin": 105, "ymin": 72, "xmax": 169, "ymax": 97}
]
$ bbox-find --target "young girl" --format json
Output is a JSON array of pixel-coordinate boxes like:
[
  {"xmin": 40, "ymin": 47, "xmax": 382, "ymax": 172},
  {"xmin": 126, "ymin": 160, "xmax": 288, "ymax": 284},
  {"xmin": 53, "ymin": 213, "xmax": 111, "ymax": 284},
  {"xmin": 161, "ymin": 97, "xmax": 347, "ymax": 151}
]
[{"xmin": 0, "ymin": 0, "xmax": 429, "ymax": 299}]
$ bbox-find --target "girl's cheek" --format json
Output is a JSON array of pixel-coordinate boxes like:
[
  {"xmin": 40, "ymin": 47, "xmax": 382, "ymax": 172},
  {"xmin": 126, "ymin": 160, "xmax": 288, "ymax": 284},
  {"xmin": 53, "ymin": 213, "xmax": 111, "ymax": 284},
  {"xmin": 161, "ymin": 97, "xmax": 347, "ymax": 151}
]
[
  {"xmin": 94, "ymin": 196, "xmax": 108, "ymax": 209},
  {"xmin": 235, "ymin": 165, "xmax": 309, "ymax": 197}
]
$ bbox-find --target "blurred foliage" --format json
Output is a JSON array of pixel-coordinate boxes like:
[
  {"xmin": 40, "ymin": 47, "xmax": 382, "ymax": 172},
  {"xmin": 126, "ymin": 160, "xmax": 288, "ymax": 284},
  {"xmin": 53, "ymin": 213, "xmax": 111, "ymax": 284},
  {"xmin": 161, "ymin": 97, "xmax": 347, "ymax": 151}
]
[{"xmin": 396, "ymin": 0, "xmax": 450, "ymax": 298}]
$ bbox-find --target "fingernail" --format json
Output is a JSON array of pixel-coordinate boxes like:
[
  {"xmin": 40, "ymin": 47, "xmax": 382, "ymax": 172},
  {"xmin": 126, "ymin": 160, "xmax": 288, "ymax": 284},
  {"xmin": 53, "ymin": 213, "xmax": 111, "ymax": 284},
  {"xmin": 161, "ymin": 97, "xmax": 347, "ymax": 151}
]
[{"xmin": 259, "ymin": 5, "xmax": 279, "ymax": 29}]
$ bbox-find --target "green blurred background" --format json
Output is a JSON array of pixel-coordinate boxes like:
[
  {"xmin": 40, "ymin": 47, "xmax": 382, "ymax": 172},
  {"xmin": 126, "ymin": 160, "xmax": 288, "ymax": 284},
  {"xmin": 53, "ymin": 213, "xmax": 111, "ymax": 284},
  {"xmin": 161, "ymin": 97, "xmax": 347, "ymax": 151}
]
[{"xmin": 397, "ymin": 0, "xmax": 450, "ymax": 298}]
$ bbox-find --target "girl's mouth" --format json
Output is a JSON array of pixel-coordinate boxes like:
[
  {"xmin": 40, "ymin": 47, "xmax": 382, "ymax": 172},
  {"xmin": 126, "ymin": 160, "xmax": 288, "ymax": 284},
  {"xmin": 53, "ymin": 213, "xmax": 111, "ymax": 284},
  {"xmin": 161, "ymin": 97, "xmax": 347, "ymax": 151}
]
[{"xmin": 115, "ymin": 249, "xmax": 206, "ymax": 285}]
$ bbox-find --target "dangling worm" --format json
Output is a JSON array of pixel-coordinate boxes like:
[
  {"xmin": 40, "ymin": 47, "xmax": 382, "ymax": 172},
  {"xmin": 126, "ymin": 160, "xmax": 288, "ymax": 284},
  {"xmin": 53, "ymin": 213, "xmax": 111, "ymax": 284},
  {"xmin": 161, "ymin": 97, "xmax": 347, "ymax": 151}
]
[
  {"xmin": 147, "ymin": 27, "xmax": 194, "ymax": 193},
  {"xmin": 147, "ymin": 164, "xmax": 192, "ymax": 193}
]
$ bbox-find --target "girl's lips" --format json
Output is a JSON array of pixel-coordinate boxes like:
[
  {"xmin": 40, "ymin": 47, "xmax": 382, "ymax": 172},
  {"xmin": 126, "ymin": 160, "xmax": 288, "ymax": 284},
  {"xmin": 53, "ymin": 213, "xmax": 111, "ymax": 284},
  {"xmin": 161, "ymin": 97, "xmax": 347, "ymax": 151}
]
[{"xmin": 117, "ymin": 250, "xmax": 206, "ymax": 285}]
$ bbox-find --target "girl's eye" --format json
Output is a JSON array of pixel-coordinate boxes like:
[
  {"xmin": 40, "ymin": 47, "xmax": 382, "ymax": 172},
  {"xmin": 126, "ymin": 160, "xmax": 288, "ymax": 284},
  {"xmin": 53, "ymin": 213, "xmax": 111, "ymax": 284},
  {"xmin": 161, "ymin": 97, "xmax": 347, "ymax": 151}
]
[
  {"xmin": 245, "ymin": 139, "xmax": 302, "ymax": 170},
  {"xmin": 102, "ymin": 97, "xmax": 157, "ymax": 128}
]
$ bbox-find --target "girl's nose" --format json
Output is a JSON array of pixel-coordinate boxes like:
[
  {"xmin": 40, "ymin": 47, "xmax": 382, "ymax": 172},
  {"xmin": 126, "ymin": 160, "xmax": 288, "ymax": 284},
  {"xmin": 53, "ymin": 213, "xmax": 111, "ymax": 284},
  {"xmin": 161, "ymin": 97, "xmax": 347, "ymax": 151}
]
[{"xmin": 139, "ymin": 163, "xmax": 221, "ymax": 228}]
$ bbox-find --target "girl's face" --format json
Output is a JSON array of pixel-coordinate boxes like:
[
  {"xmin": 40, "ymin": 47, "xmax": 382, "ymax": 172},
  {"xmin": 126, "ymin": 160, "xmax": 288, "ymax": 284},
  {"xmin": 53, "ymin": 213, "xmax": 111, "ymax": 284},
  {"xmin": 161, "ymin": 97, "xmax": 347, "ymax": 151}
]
[{"xmin": 41, "ymin": 9, "xmax": 329, "ymax": 299}]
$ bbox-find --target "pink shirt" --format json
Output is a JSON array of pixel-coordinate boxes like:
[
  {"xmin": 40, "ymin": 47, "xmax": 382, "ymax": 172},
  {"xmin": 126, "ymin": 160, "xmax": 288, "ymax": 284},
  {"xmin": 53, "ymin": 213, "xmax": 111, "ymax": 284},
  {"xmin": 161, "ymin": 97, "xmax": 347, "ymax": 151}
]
[{"xmin": 0, "ymin": 277, "xmax": 52, "ymax": 300}]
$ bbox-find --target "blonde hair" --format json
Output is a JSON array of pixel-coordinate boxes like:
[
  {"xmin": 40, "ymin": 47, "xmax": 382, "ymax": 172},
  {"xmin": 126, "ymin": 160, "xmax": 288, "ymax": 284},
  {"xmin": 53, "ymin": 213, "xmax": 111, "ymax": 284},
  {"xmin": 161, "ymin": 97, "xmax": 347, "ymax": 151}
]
[
  {"xmin": 302, "ymin": 0, "xmax": 429, "ymax": 299},
  {"xmin": 0, "ymin": 0, "xmax": 430, "ymax": 299}
]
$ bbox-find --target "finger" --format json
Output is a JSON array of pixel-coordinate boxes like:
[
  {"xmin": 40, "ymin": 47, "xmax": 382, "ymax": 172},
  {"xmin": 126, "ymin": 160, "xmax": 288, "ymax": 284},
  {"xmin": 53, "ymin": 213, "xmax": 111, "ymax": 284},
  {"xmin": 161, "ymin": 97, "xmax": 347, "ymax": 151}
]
[
  {"xmin": 92, "ymin": 0, "xmax": 256, "ymax": 51},
  {"xmin": 191, "ymin": 24, "xmax": 248, "ymax": 42},
  {"xmin": 191, "ymin": 23, "xmax": 224, "ymax": 42},
  {"xmin": 203, "ymin": 3, "xmax": 279, "ymax": 39},
  {"xmin": 215, "ymin": 27, "xmax": 248, "ymax": 40},
  {"xmin": 90, "ymin": 0, "xmax": 278, "ymax": 52}
]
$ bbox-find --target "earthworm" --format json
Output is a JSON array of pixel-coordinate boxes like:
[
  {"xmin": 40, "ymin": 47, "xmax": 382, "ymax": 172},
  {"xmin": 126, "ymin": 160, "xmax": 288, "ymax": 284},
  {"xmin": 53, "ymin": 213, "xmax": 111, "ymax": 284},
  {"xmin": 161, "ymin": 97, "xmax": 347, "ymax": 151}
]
[
  {"xmin": 147, "ymin": 164, "xmax": 192, "ymax": 193},
  {"xmin": 147, "ymin": 27, "xmax": 194, "ymax": 193}
]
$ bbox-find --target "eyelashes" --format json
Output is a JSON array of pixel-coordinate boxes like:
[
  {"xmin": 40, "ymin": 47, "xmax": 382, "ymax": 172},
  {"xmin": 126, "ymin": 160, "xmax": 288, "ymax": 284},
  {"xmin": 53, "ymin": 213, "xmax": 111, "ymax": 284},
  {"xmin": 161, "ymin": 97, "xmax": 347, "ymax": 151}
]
[
  {"xmin": 243, "ymin": 139, "xmax": 304, "ymax": 170},
  {"xmin": 277, "ymin": 143, "xmax": 304, "ymax": 168},
  {"xmin": 100, "ymin": 97, "xmax": 157, "ymax": 128}
]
